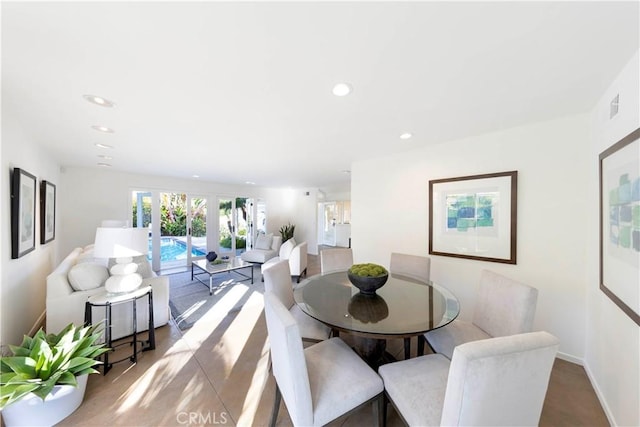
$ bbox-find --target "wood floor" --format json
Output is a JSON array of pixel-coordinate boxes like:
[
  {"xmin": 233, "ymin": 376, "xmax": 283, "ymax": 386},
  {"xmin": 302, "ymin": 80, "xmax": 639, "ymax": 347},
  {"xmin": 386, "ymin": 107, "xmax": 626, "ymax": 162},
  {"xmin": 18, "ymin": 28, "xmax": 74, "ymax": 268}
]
[{"xmin": 53, "ymin": 253, "xmax": 609, "ymax": 426}]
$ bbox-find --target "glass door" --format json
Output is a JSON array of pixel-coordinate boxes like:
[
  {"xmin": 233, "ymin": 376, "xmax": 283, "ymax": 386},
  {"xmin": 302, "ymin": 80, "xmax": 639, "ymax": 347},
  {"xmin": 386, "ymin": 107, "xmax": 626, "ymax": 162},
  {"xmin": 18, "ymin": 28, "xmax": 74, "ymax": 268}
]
[
  {"xmin": 218, "ymin": 196, "xmax": 250, "ymax": 258},
  {"xmin": 188, "ymin": 195, "xmax": 208, "ymax": 261},
  {"xmin": 132, "ymin": 191, "xmax": 208, "ymax": 272}
]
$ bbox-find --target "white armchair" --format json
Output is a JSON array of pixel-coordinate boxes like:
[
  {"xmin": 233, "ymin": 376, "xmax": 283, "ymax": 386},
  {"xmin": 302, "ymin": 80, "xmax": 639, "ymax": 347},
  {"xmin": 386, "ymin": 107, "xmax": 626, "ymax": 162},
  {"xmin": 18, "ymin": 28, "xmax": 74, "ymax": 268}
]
[
  {"xmin": 240, "ymin": 234, "xmax": 283, "ymax": 264},
  {"xmin": 262, "ymin": 239, "xmax": 308, "ymax": 283}
]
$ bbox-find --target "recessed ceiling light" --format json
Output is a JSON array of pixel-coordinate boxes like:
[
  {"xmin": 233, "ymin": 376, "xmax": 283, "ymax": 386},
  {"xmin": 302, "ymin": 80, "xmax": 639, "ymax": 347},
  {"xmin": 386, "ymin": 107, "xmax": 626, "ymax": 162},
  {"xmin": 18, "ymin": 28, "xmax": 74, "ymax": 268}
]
[
  {"xmin": 245, "ymin": 181, "xmax": 256, "ymax": 185},
  {"xmin": 97, "ymin": 162, "xmax": 112, "ymax": 167},
  {"xmin": 332, "ymin": 83, "xmax": 353, "ymax": 97},
  {"xmin": 192, "ymin": 175, "xmax": 200, "ymax": 178},
  {"xmin": 400, "ymin": 132, "xmax": 413, "ymax": 140},
  {"xmin": 97, "ymin": 154, "xmax": 113, "ymax": 160},
  {"xmin": 83, "ymin": 95, "xmax": 115, "ymax": 107},
  {"xmin": 91, "ymin": 125, "xmax": 114, "ymax": 133},
  {"xmin": 94, "ymin": 143, "xmax": 114, "ymax": 149}
]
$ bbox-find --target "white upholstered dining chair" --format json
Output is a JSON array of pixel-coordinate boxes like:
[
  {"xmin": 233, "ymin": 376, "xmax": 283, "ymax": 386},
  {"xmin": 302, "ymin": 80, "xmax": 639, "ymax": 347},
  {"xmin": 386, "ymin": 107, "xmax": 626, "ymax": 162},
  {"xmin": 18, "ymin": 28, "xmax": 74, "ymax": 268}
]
[
  {"xmin": 390, "ymin": 252, "xmax": 431, "ymax": 359},
  {"xmin": 263, "ymin": 259, "xmax": 330, "ymax": 343},
  {"xmin": 263, "ymin": 291, "xmax": 384, "ymax": 427},
  {"xmin": 320, "ymin": 248, "xmax": 353, "ymax": 274},
  {"xmin": 379, "ymin": 331, "xmax": 559, "ymax": 426},
  {"xmin": 389, "ymin": 252, "xmax": 431, "ymax": 283},
  {"xmin": 423, "ymin": 269, "xmax": 538, "ymax": 358}
]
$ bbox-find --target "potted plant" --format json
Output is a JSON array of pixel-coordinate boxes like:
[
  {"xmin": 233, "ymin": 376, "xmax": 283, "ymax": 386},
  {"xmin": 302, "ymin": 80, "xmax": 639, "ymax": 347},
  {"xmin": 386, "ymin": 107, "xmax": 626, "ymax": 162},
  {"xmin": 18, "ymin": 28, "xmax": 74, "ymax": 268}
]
[
  {"xmin": 0, "ymin": 323, "xmax": 108, "ymax": 427},
  {"xmin": 347, "ymin": 263, "xmax": 389, "ymax": 295},
  {"xmin": 279, "ymin": 223, "xmax": 295, "ymax": 242}
]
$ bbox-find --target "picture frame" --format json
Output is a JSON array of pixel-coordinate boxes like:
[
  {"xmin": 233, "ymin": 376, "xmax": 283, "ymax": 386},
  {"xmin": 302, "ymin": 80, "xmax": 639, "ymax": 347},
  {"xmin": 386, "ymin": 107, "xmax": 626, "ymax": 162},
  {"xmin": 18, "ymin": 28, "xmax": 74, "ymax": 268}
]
[
  {"xmin": 11, "ymin": 168, "xmax": 37, "ymax": 259},
  {"xmin": 40, "ymin": 180, "xmax": 56, "ymax": 244},
  {"xmin": 429, "ymin": 171, "xmax": 518, "ymax": 264},
  {"xmin": 599, "ymin": 127, "xmax": 640, "ymax": 326}
]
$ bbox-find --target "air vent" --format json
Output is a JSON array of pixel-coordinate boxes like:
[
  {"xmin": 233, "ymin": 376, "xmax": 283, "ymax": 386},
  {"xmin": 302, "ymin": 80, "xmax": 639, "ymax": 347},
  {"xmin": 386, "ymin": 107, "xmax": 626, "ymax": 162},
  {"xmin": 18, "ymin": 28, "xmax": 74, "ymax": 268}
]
[{"xmin": 610, "ymin": 94, "xmax": 619, "ymax": 119}]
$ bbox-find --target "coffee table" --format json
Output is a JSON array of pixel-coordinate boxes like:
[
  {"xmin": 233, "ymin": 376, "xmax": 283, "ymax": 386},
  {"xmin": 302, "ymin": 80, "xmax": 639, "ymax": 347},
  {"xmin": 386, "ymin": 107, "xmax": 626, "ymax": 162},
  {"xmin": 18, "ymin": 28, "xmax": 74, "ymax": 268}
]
[{"xmin": 191, "ymin": 258, "xmax": 254, "ymax": 295}]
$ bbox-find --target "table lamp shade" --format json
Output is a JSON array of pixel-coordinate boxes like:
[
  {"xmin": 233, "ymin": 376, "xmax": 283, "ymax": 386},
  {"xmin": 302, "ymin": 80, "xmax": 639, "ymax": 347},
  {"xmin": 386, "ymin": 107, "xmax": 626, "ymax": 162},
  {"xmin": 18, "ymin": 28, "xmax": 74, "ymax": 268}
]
[{"xmin": 93, "ymin": 227, "xmax": 148, "ymax": 261}]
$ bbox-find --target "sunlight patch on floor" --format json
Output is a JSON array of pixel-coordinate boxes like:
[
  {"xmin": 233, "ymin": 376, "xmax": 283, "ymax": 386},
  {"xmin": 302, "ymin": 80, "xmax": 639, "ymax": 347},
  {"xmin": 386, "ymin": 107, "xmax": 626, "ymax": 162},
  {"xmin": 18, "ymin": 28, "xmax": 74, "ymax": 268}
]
[
  {"xmin": 236, "ymin": 337, "xmax": 271, "ymax": 427},
  {"xmin": 215, "ymin": 291, "xmax": 265, "ymax": 377},
  {"xmin": 182, "ymin": 283, "xmax": 251, "ymax": 346}
]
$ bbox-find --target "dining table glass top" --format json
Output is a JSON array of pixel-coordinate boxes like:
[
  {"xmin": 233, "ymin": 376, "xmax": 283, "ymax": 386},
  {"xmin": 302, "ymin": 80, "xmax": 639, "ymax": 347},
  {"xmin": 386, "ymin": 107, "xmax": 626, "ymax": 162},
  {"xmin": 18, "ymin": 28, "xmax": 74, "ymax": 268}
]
[{"xmin": 293, "ymin": 271, "xmax": 460, "ymax": 338}]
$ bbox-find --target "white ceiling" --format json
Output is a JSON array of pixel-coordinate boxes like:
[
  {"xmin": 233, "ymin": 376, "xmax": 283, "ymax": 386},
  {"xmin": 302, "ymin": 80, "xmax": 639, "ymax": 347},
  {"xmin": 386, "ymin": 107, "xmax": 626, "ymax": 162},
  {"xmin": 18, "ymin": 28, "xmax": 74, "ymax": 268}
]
[{"xmin": 2, "ymin": 2, "xmax": 638, "ymax": 191}]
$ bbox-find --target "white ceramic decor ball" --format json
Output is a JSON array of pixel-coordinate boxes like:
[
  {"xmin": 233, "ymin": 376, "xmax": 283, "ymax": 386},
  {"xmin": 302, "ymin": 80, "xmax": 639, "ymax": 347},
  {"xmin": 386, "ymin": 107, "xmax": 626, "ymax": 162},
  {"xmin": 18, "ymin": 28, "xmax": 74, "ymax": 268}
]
[{"xmin": 105, "ymin": 262, "xmax": 142, "ymax": 293}]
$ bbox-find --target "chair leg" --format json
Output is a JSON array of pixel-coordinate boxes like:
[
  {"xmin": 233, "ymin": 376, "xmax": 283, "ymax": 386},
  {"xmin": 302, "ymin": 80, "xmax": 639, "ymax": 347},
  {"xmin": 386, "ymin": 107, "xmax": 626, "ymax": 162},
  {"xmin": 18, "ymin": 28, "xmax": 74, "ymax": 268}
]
[
  {"xmin": 382, "ymin": 393, "xmax": 388, "ymax": 427},
  {"xmin": 417, "ymin": 335, "xmax": 425, "ymax": 356},
  {"xmin": 269, "ymin": 384, "xmax": 282, "ymax": 427},
  {"xmin": 404, "ymin": 337, "xmax": 411, "ymax": 359}
]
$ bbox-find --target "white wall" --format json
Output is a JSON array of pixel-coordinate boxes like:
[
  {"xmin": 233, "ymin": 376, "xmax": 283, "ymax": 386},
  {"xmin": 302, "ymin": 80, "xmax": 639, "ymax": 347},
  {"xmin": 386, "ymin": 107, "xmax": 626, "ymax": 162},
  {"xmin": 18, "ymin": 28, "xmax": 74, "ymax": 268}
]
[
  {"xmin": 59, "ymin": 167, "xmax": 320, "ymax": 259},
  {"xmin": 586, "ymin": 51, "xmax": 639, "ymax": 426},
  {"xmin": 1, "ymin": 109, "xmax": 61, "ymax": 351},
  {"xmin": 352, "ymin": 113, "xmax": 591, "ymax": 361},
  {"xmin": 261, "ymin": 187, "xmax": 319, "ymax": 254}
]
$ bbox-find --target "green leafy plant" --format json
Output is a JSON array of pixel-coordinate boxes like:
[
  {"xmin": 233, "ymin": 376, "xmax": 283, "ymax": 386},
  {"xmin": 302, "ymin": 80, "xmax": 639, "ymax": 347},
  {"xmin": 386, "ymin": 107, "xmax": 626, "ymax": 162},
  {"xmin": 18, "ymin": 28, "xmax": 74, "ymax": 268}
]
[
  {"xmin": 279, "ymin": 223, "xmax": 295, "ymax": 242},
  {"xmin": 349, "ymin": 263, "xmax": 388, "ymax": 277},
  {"xmin": 0, "ymin": 323, "xmax": 108, "ymax": 410}
]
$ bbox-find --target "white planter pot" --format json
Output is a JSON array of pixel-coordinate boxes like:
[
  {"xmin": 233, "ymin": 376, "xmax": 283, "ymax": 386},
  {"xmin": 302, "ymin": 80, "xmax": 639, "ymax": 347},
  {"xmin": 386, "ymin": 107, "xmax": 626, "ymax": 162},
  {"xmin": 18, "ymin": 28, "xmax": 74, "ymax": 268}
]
[{"xmin": 1, "ymin": 374, "xmax": 88, "ymax": 427}]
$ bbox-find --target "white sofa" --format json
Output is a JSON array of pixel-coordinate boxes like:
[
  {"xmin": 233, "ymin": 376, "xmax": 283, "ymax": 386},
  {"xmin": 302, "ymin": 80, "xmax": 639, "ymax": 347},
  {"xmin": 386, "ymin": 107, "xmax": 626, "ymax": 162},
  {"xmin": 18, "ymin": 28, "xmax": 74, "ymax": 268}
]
[
  {"xmin": 46, "ymin": 246, "xmax": 170, "ymax": 340},
  {"xmin": 240, "ymin": 234, "xmax": 283, "ymax": 264},
  {"xmin": 262, "ymin": 239, "xmax": 308, "ymax": 283}
]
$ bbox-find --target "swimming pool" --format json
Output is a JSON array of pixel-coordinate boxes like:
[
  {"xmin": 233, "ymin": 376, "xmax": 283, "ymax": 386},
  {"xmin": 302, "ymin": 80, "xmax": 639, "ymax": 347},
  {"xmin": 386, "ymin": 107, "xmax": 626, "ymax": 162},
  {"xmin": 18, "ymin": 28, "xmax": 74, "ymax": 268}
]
[{"xmin": 148, "ymin": 237, "xmax": 207, "ymax": 262}]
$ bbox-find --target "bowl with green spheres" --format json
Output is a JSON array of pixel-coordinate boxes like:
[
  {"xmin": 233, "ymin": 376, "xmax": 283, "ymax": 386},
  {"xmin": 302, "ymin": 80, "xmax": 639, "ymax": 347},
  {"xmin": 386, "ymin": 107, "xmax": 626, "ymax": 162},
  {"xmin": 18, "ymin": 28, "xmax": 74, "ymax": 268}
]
[{"xmin": 347, "ymin": 263, "xmax": 389, "ymax": 295}]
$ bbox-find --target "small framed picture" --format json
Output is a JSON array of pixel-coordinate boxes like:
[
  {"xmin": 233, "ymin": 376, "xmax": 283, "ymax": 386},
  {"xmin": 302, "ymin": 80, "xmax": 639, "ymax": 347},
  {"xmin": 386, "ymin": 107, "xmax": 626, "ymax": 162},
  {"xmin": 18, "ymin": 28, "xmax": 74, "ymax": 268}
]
[
  {"xmin": 429, "ymin": 171, "xmax": 518, "ymax": 264},
  {"xmin": 11, "ymin": 168, "xmax": 37, "ymax": 259},
  {"xmin": 41, "ymin": 180, "xmax": 56, "ymax": 244}
]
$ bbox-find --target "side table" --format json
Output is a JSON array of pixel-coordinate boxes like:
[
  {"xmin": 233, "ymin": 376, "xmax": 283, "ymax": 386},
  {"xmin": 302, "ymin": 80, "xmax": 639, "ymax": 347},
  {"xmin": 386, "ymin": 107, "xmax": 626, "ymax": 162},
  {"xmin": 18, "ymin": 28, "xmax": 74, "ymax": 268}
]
[{"xmin": 84, "ymin": 285, "xmax": 155, "ymax": 374}]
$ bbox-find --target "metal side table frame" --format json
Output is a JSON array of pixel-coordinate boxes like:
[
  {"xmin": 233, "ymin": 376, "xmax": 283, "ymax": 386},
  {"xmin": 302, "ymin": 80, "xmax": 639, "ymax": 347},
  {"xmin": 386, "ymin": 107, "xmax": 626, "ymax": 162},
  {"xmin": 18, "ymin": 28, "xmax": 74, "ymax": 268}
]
[{"xmin": 84, "ymin": 285, "xmax": 156, "ymax": 374}]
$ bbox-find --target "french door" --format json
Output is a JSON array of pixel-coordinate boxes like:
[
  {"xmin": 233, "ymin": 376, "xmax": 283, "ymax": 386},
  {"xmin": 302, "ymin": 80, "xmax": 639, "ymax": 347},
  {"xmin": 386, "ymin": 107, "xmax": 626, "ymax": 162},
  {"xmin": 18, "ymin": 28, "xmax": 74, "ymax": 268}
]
[
  {"xmin": 131, "ymin": 191, "xmax": 208, "ymax": 271},
  {"xmin": 218, "ymin": 196, "xmax": 250, "ymax": 258}
]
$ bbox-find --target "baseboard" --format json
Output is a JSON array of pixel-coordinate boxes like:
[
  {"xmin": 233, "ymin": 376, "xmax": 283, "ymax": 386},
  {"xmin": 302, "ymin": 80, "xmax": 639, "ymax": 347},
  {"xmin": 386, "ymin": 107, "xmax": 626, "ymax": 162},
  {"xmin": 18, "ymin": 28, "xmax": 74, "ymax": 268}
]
[
  {"xmin": 29, "ymin": 311, "xmax": 47, "ymax": 336},
  {"xmin": 583, "ymin": 360, "xmax": 616, "ymax": 426},
  {"xmin": 556, "ymin": 351, "xmax": 583, "ymax": 365}
]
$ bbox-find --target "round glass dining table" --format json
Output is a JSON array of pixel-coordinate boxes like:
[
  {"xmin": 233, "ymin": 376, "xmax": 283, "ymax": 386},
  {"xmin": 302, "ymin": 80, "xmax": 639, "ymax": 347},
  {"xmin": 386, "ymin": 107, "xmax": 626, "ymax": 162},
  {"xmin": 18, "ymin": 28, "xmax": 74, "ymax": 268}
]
[{"xmin": 293, "ymin": 271, "xmax": 460, "ymax": 365}]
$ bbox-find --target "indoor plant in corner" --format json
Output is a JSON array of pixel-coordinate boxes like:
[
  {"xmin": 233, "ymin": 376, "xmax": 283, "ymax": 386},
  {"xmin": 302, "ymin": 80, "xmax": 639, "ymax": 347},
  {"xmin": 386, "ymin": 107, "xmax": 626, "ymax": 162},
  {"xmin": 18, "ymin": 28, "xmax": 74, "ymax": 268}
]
[
  {"xmin": 279, "ymin": 223, "xmax": 295, "ymax": 243},
  {"xmin": 0, "ymin": 323, "xmax": 108, "ymax": 427}
]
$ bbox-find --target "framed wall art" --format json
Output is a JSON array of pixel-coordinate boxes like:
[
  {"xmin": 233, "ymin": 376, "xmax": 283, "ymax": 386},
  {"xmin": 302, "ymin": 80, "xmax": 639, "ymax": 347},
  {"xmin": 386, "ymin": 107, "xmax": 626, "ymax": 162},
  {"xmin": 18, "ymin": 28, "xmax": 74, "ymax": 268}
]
[
  {"xmin": 429, "ymin": 171, "xmax": 518, "ymax": 264},
  {"xmin": 11, "ymin": 168, "xmax": 37, "ymax": 259},
  {"xmin": 40, "ymin": 180, "xmax": 56, "ymax": 244},
  {"xmin": 599, "ymin": 127, "xmax": 640, "ymax": 326}
]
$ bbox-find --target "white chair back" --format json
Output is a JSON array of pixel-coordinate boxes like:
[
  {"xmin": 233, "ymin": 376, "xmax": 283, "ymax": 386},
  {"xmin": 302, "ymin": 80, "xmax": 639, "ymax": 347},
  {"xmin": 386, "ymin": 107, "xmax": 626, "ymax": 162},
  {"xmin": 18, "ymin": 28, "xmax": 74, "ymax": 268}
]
[
  {"xmin": 473, "ymin": 270, "xmax": 538, "ymax": 337},
  {"xmin": 441, "ymin": 331, "xmax": 559, "ymax": 426},
  {"xmin": 263, "ymin": 292, "xmax": 314, "ymax": 426},
  {"xmin": 263, "ymin": 259, "xmax": 295, "ymax": 309},
  {"xmin": 320, "ymin": 248, "xmax": 353, "ymax": 274},
  {"xmin": 389, "ymin": 252, "xmax": 431, "ymax": 283}
]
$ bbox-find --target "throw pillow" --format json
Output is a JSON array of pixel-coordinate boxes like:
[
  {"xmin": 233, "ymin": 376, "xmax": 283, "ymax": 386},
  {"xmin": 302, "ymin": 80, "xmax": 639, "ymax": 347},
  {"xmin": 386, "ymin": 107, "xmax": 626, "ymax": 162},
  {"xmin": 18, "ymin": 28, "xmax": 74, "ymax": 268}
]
[
  {"xmin": 104, "ymin": 273, "xmax": 143, "ymax": 294},
  {"xmin": 279, "ymin": 238, "xmax": 296, "ymax": 259},
  {"xmin": 68, "ymin": 263, "xmax": 109, "ymax": 291},
  {"xmin": 255, "ymin": 233, "xmax": 273, "ymax": 250}
]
